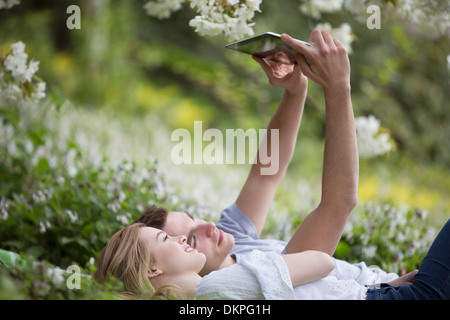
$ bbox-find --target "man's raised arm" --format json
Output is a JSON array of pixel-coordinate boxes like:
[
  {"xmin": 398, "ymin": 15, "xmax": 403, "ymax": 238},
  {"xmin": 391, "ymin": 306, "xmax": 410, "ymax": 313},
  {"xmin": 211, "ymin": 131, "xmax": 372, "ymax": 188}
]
[
  {"xmin": 282, "ymin": 30, "xmax": 359, "ymax": 256},
  {"xmin": 236, "ymin": 58, "xmax": 308, "ymax": 235}
]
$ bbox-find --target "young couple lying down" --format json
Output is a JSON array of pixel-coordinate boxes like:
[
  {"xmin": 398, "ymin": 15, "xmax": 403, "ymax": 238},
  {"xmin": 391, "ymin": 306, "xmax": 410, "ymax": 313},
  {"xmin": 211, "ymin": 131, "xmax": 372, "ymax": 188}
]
[{"xmin": 94, "ymin": 30, "xmax": 450, "ymax": 300}]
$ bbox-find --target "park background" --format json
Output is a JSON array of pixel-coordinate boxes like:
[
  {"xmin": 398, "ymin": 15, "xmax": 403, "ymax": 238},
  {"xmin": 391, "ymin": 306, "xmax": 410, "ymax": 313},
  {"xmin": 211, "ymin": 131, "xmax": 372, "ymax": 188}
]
[{"xmin": 0, "ymin": 0, "xmax": 449, "ymax": 299}]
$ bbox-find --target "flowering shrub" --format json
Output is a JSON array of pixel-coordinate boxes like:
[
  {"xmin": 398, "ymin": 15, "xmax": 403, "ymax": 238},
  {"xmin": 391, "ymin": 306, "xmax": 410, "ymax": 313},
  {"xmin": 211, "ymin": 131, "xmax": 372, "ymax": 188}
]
[
  {"xmin": 300, "ymin": 0, "xmax": 345, "ymax": 19},
  {"xmin": 0, "ymin": 41, "xmax": 46, "ymax": 103},
  {"xmin": 145, "ymin": 0, "xmax": 262, "ymax": 41},
  {"xmin": 188, "ymin": 0, "xmax": 262, "ymax": 41},
  {"xmin": 143, "ymin": 0, "xmax": 449, "ymax": 42},
  {"xmin": 0, "ymin": 40, "xmax": 233, "ymax": 298},
  {"xmin": 262, "ymin": 184, "xmax": 437, "ymax": 274},
  {"xmin": 0, "ymin": 254, "xmax": 122, "ymax": 299},
  {"xmin": 143, "ymin": 0, "xmax": 185, "ymax": 19},
  {"xmin": 336, "ymin": 203, "xmax": 437, "ymax": 273},
  {"xmin": 0, "ymin": 41, "xmax": 183, "ymax": 268},
  {"xmin": 0, "ymin": 38, "xmax": 207, "ymax": 296}
]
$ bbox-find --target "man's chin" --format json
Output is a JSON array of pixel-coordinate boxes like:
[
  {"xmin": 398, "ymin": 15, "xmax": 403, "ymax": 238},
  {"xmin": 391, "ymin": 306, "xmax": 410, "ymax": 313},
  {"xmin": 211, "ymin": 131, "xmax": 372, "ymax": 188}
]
[
  {"xmin": 198, "ymin": 253, "xmax": 232, "ymax": 276},
  {"xmin": 199, "ymin": 263, "xmax": 216, "ymax": 277},
  {"xmin": 198, "ymin": 234, "xmax": 235, "ymax": 276}
]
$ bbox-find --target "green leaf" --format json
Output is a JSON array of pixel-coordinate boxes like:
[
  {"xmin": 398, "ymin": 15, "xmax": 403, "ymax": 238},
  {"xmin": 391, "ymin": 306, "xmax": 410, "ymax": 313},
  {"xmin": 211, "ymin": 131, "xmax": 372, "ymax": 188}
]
[
  {"xmin": 35, "ymin": 157, "xmax": 49, "ymax": 174},
  {"xmin": 25, "ymin": 245, "xmax": 45, "ymax": 259},
  {"xmin": 335, "ymin": 241, "xmax": 351, "ymax": 259},
  {"xmin": 3, "ymin": 240, "xmax": 25, "ymax": 251},
  {"xmin": 61, "ymin": 237, "xmax": 75, "ymax": 245}
]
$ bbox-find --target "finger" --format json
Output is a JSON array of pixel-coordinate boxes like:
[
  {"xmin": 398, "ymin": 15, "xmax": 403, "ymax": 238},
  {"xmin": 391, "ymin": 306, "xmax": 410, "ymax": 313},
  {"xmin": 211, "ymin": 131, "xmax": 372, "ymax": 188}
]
[
  {"xmin": 292, "ymin": 63, "xmax": 304, "ymax": 77},
  {"xmin": 322, "ymin": 31, "xmax": 335, "ymax": 48},
  {"xmin": 333, "ymin": 38, "xmax": 347, "ymax": 52},
  {"xmin": 281, "ymin": 33, "xmax": 313, "ymax": 58},
  {"xmin": 252, "ymin": 55, "xmax": 273, "ymax": 76},
  {"xmin": 310, "ymin": 28, "xmax": 325, "ymax": 49},
  {"xmin": 294, "ymin": 52, "xmax": 315, "ymax": 80},
  {"xmin": 269, "ymin": 59, "xmax": 279, "ymax": 69}
]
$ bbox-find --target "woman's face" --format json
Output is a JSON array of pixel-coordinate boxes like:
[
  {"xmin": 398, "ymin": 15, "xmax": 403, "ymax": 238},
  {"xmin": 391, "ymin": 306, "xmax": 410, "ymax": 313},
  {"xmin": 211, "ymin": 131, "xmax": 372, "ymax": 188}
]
[{"xmin": 138, "ymin": 227, "xmax": 206, "ymax": 277}]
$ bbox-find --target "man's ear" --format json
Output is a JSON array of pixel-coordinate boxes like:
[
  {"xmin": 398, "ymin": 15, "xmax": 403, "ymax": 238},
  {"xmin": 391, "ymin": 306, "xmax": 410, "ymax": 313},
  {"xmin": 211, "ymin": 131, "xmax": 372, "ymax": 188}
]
[{"xmin": 148, "ymin": 268, "xmax": 163, "ymax": 279}]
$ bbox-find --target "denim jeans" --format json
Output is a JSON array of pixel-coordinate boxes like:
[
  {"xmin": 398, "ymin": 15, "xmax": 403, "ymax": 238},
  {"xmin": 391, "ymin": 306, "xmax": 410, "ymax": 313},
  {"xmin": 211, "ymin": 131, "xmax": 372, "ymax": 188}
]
[{"xmin": 366, "ymin": 219, "xmax": 450, "ymax": 300}]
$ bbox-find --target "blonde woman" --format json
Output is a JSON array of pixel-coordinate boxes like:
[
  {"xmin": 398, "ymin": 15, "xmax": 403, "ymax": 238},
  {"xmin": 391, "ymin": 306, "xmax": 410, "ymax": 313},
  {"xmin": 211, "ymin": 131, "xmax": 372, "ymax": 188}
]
[{"xmin": 93, "ymin": 223, "xmax": 187, "ymax": 299}]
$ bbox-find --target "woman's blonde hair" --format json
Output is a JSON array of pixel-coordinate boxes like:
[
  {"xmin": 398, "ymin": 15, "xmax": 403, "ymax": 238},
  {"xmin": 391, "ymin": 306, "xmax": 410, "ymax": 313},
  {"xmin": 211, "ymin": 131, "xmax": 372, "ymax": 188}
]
[{"xmin": 94, "ymin": 223, "xmax": 184, "ymax": 299}]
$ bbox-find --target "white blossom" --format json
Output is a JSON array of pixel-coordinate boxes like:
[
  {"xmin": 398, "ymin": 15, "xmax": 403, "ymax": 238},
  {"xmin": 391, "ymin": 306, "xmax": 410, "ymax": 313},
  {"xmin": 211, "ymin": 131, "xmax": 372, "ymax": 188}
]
[
  {"xmin": 24, "ymin": 139, "xmax": 34, "ymax": 153},
  {"xmin": 362, "ymin": 245, "xmax": 377, "ymax": 259},
  {"xmin": 33, "ymin": 81, "xmax": 46, "ymax": 100},
  {"xmin": 32, "ymin": 190, "xmax": 47, "ymax": 204},
  {"xmin": 118, "ymin": 191, "xmax": 126, "ymax": 202},
  {"xmin": 0, "ymin": 120, "xmax": 14, "ymax": 140},
  {"xmin": 7, "ymin": 141, "xmax": 17, "ymax": 155},
  {"xmin": 143, "ymin": 0, "xmax": 185, "ymax": 19},
  {"xmin": 39, "ymin": 220, "xmax": 51, "ymax": 233},
  {"xmin": 355, "ymin": 115, "xmax": 393, "ymax": 159},
  {"xmin": 0, "ymin": 83, "xmax": 23, "ymax": 103},
  {"xmin": 189, "ymin": 0, "xmax": 261, "ymax": 41},
  {"xmin": 145, "ymin": 0, "xmax": 261, "ymax": 41},
  {"xmin": 395, "ymin": 0, "xmax": 450, "ymax": 35},
  {"xmin": 189, "ymin": 17, "xmax": 225, "ymax": 37},
  {"xmin": 343, "ymin": 0, "xmax": 369, "ymax": 19},
  {"xmin": 65, "ymin": 148, "xmax": 78, "ymax": 177},
  {"xmin": 46, "ymin": 267, "xmax": 65, "ymax": 287},
  {"xmin": 107, "ymin": 201, "xmax": 120, "ymax": 213},
  {"xmin": 116, "ymin": 214, "xmax": 130, "ymax": 225},
  {"xmin": 1, "ymin": 41, "xmax": 46, "ymax": 105},
  {"xmin": 143, "ymin": 0, "xmax": 449, "ymax": 42},
  {"xmin": 343, "ymin": 0, "xmax": 449, "ymax": 36},
  {"xmin": 4, "ymin": 41, "xmax": 40, "ymax": 84},
  {"xmin": 65, "ymin": 209, "xmax": 79, "ymax": 223},
  {"xmin": 0, "ymin": 197, "xmax": 9, "ymax": 220},
  {"xmin": 56, "ymin": 176, "xmax": 66, "ymax": 185},
  {"xmin": 300, "ymin": 0, "xmax": 344, "ymax": 19}
]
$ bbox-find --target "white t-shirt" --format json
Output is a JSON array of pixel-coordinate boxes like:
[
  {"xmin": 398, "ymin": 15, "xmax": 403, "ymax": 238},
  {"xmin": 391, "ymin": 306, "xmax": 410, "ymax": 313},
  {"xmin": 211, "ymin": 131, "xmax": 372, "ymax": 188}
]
[{"xmin": 204, "ymin": 203, "xmax": 398, "ymax": 299}]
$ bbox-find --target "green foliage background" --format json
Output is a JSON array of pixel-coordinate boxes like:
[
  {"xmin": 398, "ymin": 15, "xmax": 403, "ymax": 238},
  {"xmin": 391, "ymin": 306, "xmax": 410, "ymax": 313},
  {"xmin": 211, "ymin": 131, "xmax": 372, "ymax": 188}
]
[{"xmin": 0, "ymin": 0, "xmax": 449, "ymax": 299}]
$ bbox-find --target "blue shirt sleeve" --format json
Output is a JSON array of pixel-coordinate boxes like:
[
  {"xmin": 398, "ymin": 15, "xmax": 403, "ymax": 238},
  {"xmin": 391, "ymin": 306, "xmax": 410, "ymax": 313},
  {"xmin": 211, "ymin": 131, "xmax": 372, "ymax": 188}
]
[
  {"xmin": 216, "ymin": 203, "xmax": 287, "ymax": 255},
  {"xmin": 216, "ymin": 203, "xmax": 259, "ymax": 240}
]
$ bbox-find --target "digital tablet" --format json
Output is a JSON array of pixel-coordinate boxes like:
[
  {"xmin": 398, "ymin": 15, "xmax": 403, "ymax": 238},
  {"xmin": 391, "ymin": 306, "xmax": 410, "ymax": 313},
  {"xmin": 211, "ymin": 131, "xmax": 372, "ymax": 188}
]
[{"xmin": 225, "ymin": 32, "xmax": 311, "ymax": 64}]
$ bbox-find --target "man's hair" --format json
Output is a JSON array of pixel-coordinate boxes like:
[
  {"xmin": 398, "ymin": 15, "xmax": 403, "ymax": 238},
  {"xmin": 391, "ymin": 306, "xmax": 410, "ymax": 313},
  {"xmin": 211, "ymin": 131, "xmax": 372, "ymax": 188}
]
[{"xmin": 133, "ymin": 205, "xmax": 168, "ymax": 229}]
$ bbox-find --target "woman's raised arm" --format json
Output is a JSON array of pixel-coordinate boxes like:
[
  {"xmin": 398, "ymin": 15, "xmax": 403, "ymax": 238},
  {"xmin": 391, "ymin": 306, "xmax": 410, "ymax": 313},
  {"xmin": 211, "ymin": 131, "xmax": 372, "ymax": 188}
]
[{"xmin": 282, "ymin": 250, "xmax": 334, "ymax": 286}]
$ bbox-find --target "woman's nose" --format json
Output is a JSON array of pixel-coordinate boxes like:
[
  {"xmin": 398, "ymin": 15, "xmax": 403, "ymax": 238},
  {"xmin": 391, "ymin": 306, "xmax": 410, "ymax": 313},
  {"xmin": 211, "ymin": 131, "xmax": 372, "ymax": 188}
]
[{"xmin": 175, "ymin": 235, "xmax": 187, "ymax": 243}]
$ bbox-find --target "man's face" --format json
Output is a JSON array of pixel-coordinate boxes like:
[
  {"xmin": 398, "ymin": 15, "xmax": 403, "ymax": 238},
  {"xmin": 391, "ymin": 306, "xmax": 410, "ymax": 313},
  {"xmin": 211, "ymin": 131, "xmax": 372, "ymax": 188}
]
[{"xmin": 162, "ymin": 211, "xmax": 234, "ymax": 276}]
